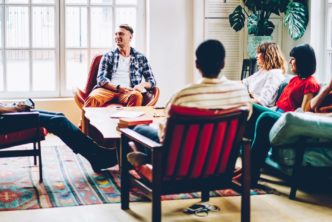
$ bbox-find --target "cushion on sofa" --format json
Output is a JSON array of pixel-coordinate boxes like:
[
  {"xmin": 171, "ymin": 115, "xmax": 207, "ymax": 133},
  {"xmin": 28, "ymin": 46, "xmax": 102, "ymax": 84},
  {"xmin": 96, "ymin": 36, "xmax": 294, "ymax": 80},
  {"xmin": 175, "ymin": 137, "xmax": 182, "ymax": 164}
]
[
  {"xmin": 269, "ymin": 112, "xmax": 332, "ymax": 146},
  {"xmin": 268, "ymin": 112, "xmax": 332, "ymax": 167}
]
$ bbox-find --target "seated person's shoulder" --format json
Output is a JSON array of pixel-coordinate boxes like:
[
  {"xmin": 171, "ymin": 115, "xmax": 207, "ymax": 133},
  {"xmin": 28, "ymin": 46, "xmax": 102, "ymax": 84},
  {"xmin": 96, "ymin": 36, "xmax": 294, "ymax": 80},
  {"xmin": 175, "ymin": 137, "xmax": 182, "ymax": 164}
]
[
  {"xmin": 226, "ymin": 79, "xmax": 248, "ymax": 90},
  {"xmin": 102, "ymin": 50, "xmax": 115, "ymax": 60}
]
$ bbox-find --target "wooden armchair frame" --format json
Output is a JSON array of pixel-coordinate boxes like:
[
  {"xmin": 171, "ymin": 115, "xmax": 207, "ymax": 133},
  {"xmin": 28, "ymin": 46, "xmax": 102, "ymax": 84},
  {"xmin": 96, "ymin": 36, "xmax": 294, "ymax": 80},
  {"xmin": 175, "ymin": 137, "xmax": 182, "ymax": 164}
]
[
  {"xmin": 120, "ymin": 107, "xmax": 251, "ymax": 222},
  {"xmin": 0, "ymin": 112, "xmax": 46, "ymax": 182}
]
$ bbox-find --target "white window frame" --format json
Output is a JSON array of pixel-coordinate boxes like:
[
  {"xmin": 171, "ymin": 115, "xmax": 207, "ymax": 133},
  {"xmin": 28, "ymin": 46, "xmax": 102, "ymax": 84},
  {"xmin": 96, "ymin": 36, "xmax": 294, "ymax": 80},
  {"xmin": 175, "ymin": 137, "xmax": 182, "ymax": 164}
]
[
  {"xmin": 0, "ymin": 0, "xmax": 59, "ymax": 99},
  {"xmin": 325, "ymin": 0, "xmax": 332, "ymax": 84},
  {"xmin": 0, "ymin": 0, "xmax": 146, "ymax": 99}
]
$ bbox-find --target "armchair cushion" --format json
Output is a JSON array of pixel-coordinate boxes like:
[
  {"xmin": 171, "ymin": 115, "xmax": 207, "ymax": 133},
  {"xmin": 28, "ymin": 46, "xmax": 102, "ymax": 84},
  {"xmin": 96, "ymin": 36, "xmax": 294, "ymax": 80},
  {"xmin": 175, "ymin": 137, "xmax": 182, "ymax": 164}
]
[
  {"xmin": 0, "ymin": 112, "xmax": 48, "ymax": 148},
  {"xmin": 0, "ymin": 128, "xmax": 47, "ymax": 147},
  {"xmin": 268, "ymin": 112, "xmax": 332, "ymax": 167}
]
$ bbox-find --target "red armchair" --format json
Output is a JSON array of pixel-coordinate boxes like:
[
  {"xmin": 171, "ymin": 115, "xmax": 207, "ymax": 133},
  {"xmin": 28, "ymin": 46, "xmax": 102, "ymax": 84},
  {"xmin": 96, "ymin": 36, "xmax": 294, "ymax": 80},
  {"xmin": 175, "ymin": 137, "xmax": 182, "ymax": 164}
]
[
  {"xmin": 74, "ymin": 54, "xmax": 160, "ymax": 109},
  {"xmin": 0, "ymin": 112, "xmax": 47, "ymax": 182},
  {"xmin": 120, "ymin": 106, "xmax": 250, "ymax": 222}
]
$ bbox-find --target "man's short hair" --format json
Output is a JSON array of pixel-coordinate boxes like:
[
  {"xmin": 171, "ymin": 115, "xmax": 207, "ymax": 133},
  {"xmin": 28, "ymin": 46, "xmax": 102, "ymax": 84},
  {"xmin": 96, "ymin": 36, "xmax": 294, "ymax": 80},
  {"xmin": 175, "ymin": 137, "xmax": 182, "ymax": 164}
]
[
  {"xmin": 196, "ymin": 39, "xmax": 225, "ymax": 78},
  {"xmin": 119, "ymin": 24, "xmax": 134, "ymax": 35}
]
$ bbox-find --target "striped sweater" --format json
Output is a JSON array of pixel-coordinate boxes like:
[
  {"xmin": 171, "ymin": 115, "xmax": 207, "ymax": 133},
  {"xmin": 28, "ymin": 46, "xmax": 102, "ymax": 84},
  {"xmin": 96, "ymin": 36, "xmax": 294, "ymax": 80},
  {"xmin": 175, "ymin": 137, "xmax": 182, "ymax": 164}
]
[
  {"xmin": 157, "ymin": 77, "xmax": 251, "ymax": 142},
  {"xmin": 165, "ymin": 77, "xmax": 251, "ymax": 113}
]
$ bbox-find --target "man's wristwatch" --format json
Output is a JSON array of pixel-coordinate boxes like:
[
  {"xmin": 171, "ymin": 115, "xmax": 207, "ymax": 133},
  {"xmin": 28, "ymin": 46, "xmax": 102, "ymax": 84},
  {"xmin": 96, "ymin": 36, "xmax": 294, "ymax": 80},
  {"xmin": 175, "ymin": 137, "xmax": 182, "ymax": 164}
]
[{"xmin": 116, "ymin": 85, "xmax": 120, "ymax": 92}]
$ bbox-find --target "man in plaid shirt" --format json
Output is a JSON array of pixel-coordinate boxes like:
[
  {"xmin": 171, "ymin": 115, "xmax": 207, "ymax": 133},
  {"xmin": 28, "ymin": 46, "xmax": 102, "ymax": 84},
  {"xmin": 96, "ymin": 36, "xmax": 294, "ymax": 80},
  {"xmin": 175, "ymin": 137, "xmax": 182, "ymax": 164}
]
[{"xmin": 84, "ymin": 24, "xmax": 156, "ymax": 107}]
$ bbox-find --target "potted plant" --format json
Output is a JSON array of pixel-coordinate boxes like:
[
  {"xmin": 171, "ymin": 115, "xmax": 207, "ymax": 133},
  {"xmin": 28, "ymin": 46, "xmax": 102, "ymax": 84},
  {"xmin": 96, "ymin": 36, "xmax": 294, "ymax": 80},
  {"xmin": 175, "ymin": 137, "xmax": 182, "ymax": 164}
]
[{"xmin": 229, "ymin": 0, "xmax": 309, "ymax": 57}]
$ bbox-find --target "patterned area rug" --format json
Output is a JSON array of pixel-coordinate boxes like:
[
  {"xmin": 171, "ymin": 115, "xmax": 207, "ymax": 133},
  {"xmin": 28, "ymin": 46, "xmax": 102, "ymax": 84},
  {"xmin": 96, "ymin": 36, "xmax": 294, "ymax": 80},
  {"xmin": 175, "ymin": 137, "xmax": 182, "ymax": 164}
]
[{"xmin": 0, "ymin": 145, "xmax": 267, "ymax": 211}]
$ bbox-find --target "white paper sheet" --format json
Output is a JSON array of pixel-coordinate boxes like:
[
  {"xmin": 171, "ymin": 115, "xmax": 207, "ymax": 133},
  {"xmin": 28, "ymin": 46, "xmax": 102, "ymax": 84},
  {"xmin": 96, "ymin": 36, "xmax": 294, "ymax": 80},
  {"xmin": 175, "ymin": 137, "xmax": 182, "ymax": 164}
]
[{"xmin": 109, "ymin": 110, "xmax": 145, "ymax": 118}]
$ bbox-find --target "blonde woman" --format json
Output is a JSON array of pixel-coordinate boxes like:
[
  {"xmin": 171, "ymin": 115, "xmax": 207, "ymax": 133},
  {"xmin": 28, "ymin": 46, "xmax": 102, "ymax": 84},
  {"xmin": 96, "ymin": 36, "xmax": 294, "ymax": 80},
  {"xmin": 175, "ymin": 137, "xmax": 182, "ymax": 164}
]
[{"xmin": 242, "ymin": 42, "xmax": 287, "ymax": 107}]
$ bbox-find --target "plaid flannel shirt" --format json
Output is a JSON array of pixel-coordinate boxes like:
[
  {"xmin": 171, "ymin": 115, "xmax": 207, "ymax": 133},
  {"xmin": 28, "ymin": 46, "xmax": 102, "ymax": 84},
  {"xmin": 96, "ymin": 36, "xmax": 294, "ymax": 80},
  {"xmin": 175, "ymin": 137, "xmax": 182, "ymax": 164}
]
[{"xmin": 96, "ymin": 48, "xmax": 156, "ymax": 89}]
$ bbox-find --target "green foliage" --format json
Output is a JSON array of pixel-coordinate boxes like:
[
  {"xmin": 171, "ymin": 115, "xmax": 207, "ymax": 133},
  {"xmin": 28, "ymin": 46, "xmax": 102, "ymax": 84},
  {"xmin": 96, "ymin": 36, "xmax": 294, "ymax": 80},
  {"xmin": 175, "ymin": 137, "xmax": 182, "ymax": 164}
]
[{"xmin": 229, "ymin": 0, "xmax": 308, "ymax": 40}]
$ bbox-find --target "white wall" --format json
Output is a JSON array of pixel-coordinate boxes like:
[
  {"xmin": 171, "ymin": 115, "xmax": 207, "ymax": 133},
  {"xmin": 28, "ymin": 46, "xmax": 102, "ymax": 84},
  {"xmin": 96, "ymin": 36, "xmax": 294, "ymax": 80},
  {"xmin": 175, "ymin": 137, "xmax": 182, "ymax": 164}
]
[
  {"xmin": 281, "ymin": 0, "xmax": 326, "ymax": 83},
  {"xmin": 309, "ymin": 0, "xmax": 326, "ymax": 83},
  {"xmin": 35, "ymin": 98, "xmax": 81, "ymax": 125},
  {"xmin": 148, "ymin": 0, "xmax": 194, "ymax": 106}
]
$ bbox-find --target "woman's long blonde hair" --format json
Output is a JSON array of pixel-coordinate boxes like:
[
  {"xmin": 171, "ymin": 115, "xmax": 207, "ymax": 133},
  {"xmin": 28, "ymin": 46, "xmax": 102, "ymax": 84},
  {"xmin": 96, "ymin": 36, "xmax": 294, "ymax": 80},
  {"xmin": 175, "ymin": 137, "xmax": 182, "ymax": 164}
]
[{"xmin": 256, "ymin": 42, "xmax": 287, "ymax": 74}]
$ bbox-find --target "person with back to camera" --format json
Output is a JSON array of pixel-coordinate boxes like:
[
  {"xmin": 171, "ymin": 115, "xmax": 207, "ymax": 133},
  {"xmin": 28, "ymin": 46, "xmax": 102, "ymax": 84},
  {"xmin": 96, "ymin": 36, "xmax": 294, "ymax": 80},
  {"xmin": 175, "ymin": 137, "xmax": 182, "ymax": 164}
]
[
  {"xmin": 126, "ymin": 39, "xmax": 252, "ymax": 166},
  {"xmin": 242, "ymin": 42, "xmax": 287, "ymax": 107},
  {"xmin": 84, "ymin": 24, "xmax": 156, "ymax": 107},
  {"xmin": 234, "ymin": 44, "xmax": 321, "ymax": 186}
]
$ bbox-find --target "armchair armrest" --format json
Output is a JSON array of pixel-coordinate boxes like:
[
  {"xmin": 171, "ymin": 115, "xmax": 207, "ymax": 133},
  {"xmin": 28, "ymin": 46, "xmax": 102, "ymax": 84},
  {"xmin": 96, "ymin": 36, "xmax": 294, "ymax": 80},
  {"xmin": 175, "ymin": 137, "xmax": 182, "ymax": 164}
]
[
  {"xmin": 0, "ymin": 112, "xmax": 40, "ymax": 134},
  {"xmin": 120, "ymin": 128, "xmax": 162, "ymax": 150}
]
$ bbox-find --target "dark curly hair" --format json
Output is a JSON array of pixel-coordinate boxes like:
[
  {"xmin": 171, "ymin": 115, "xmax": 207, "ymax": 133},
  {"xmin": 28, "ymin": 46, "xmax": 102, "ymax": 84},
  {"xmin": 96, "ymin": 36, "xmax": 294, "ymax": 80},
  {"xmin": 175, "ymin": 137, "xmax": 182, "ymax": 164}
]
[
  {"xmin": 289, "ymin": 44, "xmax": 316, "ymax": 78},
  {"xmin": 195, "ymin": 39, "xmax": 225, "ymax": 78}
]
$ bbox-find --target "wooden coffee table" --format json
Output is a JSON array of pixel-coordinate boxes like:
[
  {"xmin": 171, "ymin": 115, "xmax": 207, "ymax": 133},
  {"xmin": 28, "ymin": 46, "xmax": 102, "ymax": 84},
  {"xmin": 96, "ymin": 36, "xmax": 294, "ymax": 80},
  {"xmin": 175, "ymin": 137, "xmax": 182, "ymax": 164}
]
[{"xmin": 83, "ymin": 106, "xmax": 165, "ymax": 148}]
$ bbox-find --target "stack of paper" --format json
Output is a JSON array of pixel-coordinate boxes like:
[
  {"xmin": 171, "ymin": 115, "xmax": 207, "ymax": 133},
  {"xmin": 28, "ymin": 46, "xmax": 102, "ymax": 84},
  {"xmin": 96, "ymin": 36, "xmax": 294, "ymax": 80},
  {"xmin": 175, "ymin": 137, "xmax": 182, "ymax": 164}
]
[{"xmin": 110, "ymin": 110, "xmax": 145, "ymax": 118}]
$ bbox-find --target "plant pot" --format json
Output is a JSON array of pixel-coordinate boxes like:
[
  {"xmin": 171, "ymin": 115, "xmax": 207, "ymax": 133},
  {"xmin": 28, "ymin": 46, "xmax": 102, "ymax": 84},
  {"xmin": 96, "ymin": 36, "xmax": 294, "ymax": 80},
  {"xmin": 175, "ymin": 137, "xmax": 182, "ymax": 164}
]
[{"xmin": 247, "ymin": 35, "xmax": 273, "ymax": 58}]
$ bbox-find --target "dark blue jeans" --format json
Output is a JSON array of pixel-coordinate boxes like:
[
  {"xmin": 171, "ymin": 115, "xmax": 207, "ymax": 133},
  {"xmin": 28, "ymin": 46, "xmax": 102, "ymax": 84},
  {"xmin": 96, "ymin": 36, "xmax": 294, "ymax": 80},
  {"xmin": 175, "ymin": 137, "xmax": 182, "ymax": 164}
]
[
  {"xmin": 250, "ymin": 109, "xmax": 282, "ymax": 185},
  {"xmin": 246, "ymin": 104, "xmax": 284, "ymax": 139},
  {"xmin": 132, "ymin": 125, "xmax": 160, "ymax": 160},
  {"xmin": 37, "ymin": 110, "xmax": 99, "ymax": 154}
]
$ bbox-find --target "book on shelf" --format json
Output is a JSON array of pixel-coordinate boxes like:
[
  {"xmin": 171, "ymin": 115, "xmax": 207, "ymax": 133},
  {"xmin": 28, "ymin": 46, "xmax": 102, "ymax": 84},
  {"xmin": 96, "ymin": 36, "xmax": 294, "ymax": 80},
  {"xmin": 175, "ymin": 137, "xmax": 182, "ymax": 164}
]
[{"xmin": 117, "ymin": 117, "xmax": 153, "ymax": 129}]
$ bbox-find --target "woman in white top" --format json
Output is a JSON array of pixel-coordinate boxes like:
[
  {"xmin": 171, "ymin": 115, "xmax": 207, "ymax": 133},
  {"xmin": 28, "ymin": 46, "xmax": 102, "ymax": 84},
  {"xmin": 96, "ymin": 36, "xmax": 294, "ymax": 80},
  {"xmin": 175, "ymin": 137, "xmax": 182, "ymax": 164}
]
[{"xmin": 242, "ymin": 42, "xmax": 287, "ymax": 107}]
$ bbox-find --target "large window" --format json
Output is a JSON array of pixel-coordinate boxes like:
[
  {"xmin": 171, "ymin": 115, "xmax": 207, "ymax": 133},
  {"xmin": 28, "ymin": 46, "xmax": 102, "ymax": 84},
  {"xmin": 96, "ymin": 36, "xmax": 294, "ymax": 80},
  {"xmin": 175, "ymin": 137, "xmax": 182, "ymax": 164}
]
[
  {"xmin": 326, "ymin": 0, "xmax": 332, "ymax": 83},
  {"xmin": 0, "ymin": 0, "xmax": 145, "ymax": 99}
]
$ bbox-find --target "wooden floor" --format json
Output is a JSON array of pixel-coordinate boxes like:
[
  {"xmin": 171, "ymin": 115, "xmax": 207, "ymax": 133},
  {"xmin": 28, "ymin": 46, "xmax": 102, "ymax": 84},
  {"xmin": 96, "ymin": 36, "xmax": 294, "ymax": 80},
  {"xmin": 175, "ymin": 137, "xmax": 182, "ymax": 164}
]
[{"xmin": 1, "ymin": 135, "xmax": 331, "ymax": 222}]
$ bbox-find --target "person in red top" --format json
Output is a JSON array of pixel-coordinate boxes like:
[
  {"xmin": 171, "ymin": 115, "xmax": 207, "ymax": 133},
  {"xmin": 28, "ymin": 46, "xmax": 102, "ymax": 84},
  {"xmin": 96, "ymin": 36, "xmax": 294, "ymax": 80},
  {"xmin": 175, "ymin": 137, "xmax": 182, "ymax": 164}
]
[
  {"xmin": 276, "ymin": 43, "xmax": 320, "ymax": 112},
  {"xmin": 235, "ymin": 44, "xmax": 321, "ymax": 186},
  {"xmin": 276, "ymin": 75, "xmax": 320, "ymax": 112}
]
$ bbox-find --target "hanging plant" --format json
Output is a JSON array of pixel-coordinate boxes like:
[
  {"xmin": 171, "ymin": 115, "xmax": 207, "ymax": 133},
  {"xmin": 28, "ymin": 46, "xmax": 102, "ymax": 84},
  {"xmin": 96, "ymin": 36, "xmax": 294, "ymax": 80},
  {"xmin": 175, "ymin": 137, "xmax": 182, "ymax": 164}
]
[{"xmin": 229, "ymin": 0, "xmax": 308, "ymax": 40}]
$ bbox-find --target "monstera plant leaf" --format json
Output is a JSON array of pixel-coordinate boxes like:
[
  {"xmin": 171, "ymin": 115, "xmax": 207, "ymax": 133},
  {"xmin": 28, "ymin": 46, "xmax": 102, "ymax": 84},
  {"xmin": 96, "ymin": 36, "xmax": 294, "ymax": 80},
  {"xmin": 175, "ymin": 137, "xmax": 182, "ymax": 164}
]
[
  {"xmin": 248, "ymin": 13, "xmax": 275, "ymax": 36},
  {"xmin": 229, "ymin": 5, "xmax": 245, "ymax": 32},
  {"xmin": 247, "ymin": 13, "xmax": 259, "ymax": 35},
  {"xmin": 284, "ymin": 1, "xmax": 308, "ymax": 40},
  {"xmin": 229, "ymin": 0, "xmax": 308, "ymax": 39}
]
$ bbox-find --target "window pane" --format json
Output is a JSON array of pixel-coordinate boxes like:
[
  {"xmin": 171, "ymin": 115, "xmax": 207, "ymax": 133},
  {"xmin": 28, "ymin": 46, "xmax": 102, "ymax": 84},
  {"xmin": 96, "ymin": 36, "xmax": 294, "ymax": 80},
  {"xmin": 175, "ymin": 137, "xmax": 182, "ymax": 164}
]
[
  {"xmin": 6, "ymin": 7, "xmax": 29, "ymax": 48},
  {"xmin": 91, "ymin": 49, "xmax": 107, "ymax": 61},
  {"xmin": 115, "ymin": 7, "xmax": 136, "ymax": 46},
  {"xmin": 329, "ymin": 7, "xmax": 332, "ymax": 49},
  {"xmin": 329, "ymin": 53, "xmax": 332, "ymax": 76},
  {"xmin": 91, "ymin": 7, "xmax": 113, "ymax": 48},
  {"xmin": 6, "ymin": 50, "xmax": 29, "ymax": 91},
  {"xmin": 0, "ymin": 51, "xmax": 3, "ymax": 91},
  {"xmin": 91, "ymin": 0, "xmax": 112, "ymax": 4},
  {"xmin": 66, "ymin": 0, "xmax": 88, "ymax": 4},
  {"xmin": 116, "ymin": 0, "xmax": 137, "ymax": 5},
  {"xmin": 32, "ymin": 50, "xmax": 56, "ymax": 91},
  {"xmin": 0, "ymin": 7, "xmax": 2, "ymax": 48},
  {"xmin": 66, "ymin": 50, "xmax": 88, "ymax": 90},
  {"xmin": 66, "ymin": 7, "xmax": 87, "ymax": 48},
  {"xmin": 32, "ymin": 7, "xmax": 55, "ymax": 48},
  {"xmin": 5, "ymin": 0, "xmax": 28, "ymax": 3},
  {"xmin": 32, "ymin": 0, "xmax": 55, "ymax": 4}
]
